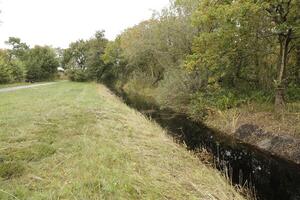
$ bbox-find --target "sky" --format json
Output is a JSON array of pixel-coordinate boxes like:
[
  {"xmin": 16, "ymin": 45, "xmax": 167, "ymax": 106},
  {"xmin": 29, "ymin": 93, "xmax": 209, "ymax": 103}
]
[{"xmin": 0, "ymin": 0, "xmax": 170, "ymax": 48}]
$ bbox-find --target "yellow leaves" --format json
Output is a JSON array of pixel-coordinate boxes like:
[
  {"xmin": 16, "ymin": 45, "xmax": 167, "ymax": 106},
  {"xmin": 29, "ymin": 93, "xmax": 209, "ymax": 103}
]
[{"xmin": 184, "ymin": 55, "xmax": 198, "ymax": 71}]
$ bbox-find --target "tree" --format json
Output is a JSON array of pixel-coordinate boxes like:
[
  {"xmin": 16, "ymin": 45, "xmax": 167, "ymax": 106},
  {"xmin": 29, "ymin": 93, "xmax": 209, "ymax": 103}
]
[
  {"xmin": 185, "ymin": 0, "xmax": 300, "ymax": 109},
  {"xmin": 9, "ymin": 60, "xmax": 25, "ymax": 82},
  {"xmin": 0, "ymin": 49, "xmax": 25, "ymax": 83},
  {"xmin": 296, "ymin": 44, "xmax": 300, "ymax": 85},
  {"xmin": 63, "ymin": 31, "xmax": 108, "ymax": 82},
  {"xmin": 116, "ymin": 3, "xmax": 197, "ymax": 86},
  {"xmin": 119, "ymin": 20, "xmax": 163, "ymax": 81},
  {"xmin": 2, "ymin": 37, "xmax": 28, "ymax": 82},
  {"xmin": 68, "ymin": 40, "xmax": 88, "ymax": 70},
  {"xmin": 25, "ymin": 46, "xmax": 59, "ymax": 81},
  {"xmin": 262, "ymin": 0, "xmax": 300, "ymax": 109},
  {"xmin": 102, "ymin": 37, "xmax": 128, "ymax": 83},
  {"xmin": 85, "ymin": 30, "xmax": 108, "ymax": 81},
  {"xmin": 5, "ymin": 37, "xmax": 29, "ymax": 61},
  {"xmin": 186, "ymin": 0, "xmax": 269, "ymax": 87},
  {"xmin": 0, "ymin": 50, "xmax": 12, "ymax": 84}
]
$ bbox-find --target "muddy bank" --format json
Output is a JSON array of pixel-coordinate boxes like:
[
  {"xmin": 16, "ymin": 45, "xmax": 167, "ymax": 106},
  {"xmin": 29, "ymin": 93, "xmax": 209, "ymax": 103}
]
[
  {"xmin": 235, "ymin": 124, "xmax": 300, "ymax": 164},
  {"xmin": 148, "ymin": 110, "xmax": 300, "ymax": 200}
]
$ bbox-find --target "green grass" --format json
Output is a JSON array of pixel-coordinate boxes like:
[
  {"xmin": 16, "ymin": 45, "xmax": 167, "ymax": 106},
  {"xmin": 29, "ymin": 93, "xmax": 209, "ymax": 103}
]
[{"xmin": 0, "ymin": 82, "xmax": 245, "ymax": 200}]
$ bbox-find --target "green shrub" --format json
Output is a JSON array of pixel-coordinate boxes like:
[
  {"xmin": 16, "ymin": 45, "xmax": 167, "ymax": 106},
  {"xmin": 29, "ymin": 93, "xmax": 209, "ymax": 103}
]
[
  {"xmin": 188, "ymin": 88, "xmax": 246, "ymax": 120},
  {"xmin": 124, "ymin": 72, "xmax": 157, "ymax": 92},
  {"xmin": 67, "ymin": 69, "xmax": 89, "ymax": 82},
  {"xmin": 156, "ymin": 67, "xmax": 202, "ymax": 113},
  {"xmin": 287, "ymin": 85, "xmax": 300, "ymax": 101},
  {"xmin": 247, "ymin": 90, "xmax": 273, "ymax": 104},
  {"xmin": 0, "ymin": 162, "xmax": 25, "ymax": 179},
  {"xmin": 0, "ymin": 51, "xmax": 26, "ymax": 84},
  {"xmin": 188, "ymin": 87, "xmax": 274, "ymax": 120},
  {"xmin": 25, "ymin": 46, "xmax": 59, "ymax": 82},
  {"xmin": 10, "ymin": 60, "xmax": 25, "ymax": 82},
  {"xmin": 0, "ymin": 59, "xmax": 12, "ymax": 84},
  {"xmin": 26, "ymin": 65, "xmax": 42, "ymax": 82}
]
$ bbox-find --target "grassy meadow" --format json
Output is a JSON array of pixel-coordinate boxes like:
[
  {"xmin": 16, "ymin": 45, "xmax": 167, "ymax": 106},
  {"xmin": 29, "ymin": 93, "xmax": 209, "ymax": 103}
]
[{"xmin": 0, "ymin": 82, "xmax": 245, "ymax": 200}]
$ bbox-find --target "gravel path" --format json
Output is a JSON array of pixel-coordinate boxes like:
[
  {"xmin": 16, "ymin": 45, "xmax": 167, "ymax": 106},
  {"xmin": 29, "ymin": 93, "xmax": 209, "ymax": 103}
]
[{"xmin": 0, "ymin": 82, "xmax": 56, "ymax": 93}]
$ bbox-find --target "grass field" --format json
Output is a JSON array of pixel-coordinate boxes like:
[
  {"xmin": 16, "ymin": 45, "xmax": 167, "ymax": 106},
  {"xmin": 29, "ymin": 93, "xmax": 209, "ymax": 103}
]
[{"xmin": 0, "ymin": 82, "xmax": 245, "ymax": 200}]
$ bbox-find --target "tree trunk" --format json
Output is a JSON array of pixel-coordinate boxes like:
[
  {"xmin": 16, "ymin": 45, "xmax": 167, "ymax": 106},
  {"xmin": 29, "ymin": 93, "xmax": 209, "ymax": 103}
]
[
  {"xmin": 296, "ymin": 45, "xmax": 300, "ymax": 85},
  {"xmin": 275, "ymin": 34, "xmax": 290, "ymax": 110}
]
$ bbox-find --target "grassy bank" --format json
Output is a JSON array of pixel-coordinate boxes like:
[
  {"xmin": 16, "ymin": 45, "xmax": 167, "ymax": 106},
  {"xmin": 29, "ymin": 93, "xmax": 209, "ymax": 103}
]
[{"xmin": 0, "ymin": 82, "xmax": 245, "ymax": 199}]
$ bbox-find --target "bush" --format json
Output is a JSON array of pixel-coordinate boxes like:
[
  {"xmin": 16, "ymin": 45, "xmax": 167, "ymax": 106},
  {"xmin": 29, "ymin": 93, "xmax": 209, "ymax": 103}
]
[
  {"xmin": 246, "ymin": 90, "xmax": 273, "ymax": 104},
  {"xmin": 0, "ymin": 52, "xmax": 26, "ymax": 84},
  {"xmin": 156, "ymin": 67, "xmax": 202, "ymax": 113},
  {"xmin": 25, "ymin": 46, "xmax": 59, "ymax": 82},
  {"xmin": 287, "ymin": 85, "xmax": 300, "ymax": 101},
  {"xmin": 67, "ymin": 69, "xmax": 89, "ymax": 82},
  {"xmin": 188, "ymin": 88, "xmax": 246, "ymax": 120},
  {"xmin": 0, "ymin": 58, "xmax": 12, "ymax": 84},
  {"xmin": 10, "ymin": 60, "xmax": 25, "ymax": 82},
  {"xmin": 26, "ymin": 65, "xmax": 42, "ymax": 82},
  {"xmin": 188, "ymin": 87, "xmax": 274, "ymax": 120}
]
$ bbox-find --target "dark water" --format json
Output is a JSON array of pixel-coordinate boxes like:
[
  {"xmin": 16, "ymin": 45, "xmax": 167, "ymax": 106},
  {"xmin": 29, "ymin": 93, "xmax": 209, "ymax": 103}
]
[{"xmin": 113, "ymin": 89, "xmax": 300, "ymax": 200}]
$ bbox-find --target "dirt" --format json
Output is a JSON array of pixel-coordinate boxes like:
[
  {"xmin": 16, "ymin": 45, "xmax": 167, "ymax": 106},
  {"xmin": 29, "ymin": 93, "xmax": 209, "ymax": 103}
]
[
  {"xmin": 0, "ymin": 82, "xmax": 56, "ymax": 93},
  {"xmin": 235, "ymin": 124, "xmax": 300, "ymax": 164}
]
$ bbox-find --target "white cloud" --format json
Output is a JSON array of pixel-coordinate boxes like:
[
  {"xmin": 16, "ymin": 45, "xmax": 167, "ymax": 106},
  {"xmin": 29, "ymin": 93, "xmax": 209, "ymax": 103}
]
[{"xmin": 0, "ymin": 0, "xmax": 169, "ymax": 48}]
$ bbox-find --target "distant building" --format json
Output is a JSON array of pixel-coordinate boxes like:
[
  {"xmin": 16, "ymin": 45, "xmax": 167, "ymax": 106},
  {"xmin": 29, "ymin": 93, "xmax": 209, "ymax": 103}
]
[
  {"xmin": 57, "ymin": 67, "xmax": 66, "ymax": 80},
  {"xmin": 57, "ymin": 67, "xmax": 65, "ymax": 72}
]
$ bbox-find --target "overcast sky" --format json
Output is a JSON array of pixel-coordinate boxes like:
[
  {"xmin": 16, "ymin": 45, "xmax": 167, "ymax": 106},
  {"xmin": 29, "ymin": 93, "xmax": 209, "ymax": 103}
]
[{"xmin": 0, "ymin": 0, "xmax": 169, "ymax": 48}]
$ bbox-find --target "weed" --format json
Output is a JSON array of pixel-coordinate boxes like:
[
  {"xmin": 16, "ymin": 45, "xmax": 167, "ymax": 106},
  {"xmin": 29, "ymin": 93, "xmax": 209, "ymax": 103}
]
[
  {"xmin": 0, "ymin": 162, "xmax": 25, "ymax": 179},
  {"xmin": 1, "ymin": 144, "xmax": 56, "ymax": 162}
]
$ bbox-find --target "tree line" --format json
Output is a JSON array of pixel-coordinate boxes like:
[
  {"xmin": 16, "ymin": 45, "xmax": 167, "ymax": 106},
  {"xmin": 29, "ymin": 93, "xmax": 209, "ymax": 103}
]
[
  {"xmin": 1, "ymin": 0, "xmax": 299, "ymax": 117},
  {"xmin": 0, "ymin": 37, "xmax": 59, "ymax": 83},
  {"xmin": 99, "ymin": 0, "xmax": 300, "ymax": 115}
]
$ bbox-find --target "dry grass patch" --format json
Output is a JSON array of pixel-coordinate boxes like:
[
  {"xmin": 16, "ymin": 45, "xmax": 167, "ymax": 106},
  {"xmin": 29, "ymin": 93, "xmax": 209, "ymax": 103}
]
[{"xmin": 205, "ymin": 103, "xmax": 300, "ymax": 137}]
